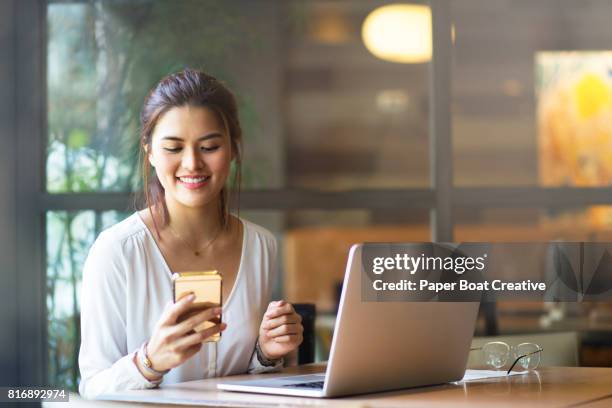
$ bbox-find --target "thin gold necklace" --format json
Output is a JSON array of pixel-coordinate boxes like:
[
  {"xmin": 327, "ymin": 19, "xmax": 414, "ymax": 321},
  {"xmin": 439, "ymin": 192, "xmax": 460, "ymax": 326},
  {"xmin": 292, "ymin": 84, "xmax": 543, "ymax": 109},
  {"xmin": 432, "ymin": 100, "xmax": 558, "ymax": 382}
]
[{"xmin": 167, "ymin": 224, "xmax": 222, "ymax": 256}]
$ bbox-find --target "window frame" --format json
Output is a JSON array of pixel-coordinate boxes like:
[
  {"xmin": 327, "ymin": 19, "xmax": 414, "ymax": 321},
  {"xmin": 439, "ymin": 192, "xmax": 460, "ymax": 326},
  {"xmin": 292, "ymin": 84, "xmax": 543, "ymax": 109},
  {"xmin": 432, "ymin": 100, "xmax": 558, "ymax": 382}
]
[
  {"xmin": 3, "ymin": 0, "xmax": 48, "ymax": 387},
  {"xmin": 0, "ymin": 0, "xmax": 19, "ymax": 388}
]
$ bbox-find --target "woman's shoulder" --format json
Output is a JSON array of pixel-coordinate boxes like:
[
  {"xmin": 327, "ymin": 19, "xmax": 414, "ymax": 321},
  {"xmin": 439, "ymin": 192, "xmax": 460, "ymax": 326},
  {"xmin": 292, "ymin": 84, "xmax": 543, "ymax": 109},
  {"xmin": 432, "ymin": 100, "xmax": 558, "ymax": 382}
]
[
  {"xmin": 83, "ymin": 213, "xmax": 150, "ymax": 282},
  {"xmin": 240, "ymin": 217, "xmax": 277, "ymax": 248},
  {"xmin": 93, "ymin": 212, "xmax": 148, "ymax": 252},
  {"xmin": 239, "ymin": 217, "xmax": 278, "ymax": 258},
  {"xmin": 237, "ymin": 218, "xmax": 278, "ymax": 284}
]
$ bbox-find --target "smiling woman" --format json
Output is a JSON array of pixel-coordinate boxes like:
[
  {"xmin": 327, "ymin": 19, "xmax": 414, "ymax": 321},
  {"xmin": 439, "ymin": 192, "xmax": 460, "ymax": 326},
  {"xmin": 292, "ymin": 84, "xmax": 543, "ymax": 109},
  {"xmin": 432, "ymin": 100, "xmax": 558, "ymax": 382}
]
[
  {"xmin": 77, "ymin": 69, "xmax": 304, "ymax": 399},
  {"xmin": 139, "ymin": 70, "xmax": 243, "ymax": 233}
]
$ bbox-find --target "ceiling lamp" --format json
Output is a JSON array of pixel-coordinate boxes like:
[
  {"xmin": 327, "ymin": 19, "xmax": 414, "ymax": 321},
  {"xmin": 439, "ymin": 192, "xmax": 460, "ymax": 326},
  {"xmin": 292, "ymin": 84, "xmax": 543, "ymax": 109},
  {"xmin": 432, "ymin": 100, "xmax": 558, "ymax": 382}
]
[{"xmin": 362, "ymin": 4, "xmax": 432, "ymax": 64}]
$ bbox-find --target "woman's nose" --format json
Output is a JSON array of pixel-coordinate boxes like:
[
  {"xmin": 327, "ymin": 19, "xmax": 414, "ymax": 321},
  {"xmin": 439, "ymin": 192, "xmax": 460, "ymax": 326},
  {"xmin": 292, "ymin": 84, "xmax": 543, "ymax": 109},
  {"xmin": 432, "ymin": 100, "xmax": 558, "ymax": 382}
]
[{"xmin": 182, "ymin": 147, "xmax": 204, "ymax": 170}]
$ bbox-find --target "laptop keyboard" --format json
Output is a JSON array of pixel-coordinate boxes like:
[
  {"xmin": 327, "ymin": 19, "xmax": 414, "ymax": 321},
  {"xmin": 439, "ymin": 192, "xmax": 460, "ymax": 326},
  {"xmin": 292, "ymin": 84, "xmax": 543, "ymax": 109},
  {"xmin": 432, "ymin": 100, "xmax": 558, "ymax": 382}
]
[{"xmin": 283, "ymin": 381, "xmax": 324, "ymax": 389}]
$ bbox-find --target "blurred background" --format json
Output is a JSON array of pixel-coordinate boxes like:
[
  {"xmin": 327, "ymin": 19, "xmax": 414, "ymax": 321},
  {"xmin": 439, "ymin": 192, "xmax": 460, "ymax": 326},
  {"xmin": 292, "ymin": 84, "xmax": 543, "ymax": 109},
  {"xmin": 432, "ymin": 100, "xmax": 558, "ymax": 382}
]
[{"xmin": 3, "ymin": 0, "xmax": 612, "ymax": 391}]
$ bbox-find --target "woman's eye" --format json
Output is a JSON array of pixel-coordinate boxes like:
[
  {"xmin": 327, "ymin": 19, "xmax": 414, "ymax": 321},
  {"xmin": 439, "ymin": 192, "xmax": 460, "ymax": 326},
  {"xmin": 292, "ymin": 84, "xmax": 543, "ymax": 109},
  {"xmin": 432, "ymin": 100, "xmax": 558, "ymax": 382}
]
[
  {"xmin": 163, "ymin": 147, "xmax": 182, "ymax": 153},
  {"xmin": 201, "ymin": 145, "xmax": 220, "ymax": 152}
]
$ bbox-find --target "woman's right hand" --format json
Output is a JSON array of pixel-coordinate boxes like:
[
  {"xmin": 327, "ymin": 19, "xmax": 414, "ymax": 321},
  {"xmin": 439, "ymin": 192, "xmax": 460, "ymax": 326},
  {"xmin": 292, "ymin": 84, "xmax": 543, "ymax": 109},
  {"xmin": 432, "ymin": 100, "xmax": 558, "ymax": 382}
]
[{"xmin": 144, "ymin": 294, "xmax": 227, "ymax": 374}]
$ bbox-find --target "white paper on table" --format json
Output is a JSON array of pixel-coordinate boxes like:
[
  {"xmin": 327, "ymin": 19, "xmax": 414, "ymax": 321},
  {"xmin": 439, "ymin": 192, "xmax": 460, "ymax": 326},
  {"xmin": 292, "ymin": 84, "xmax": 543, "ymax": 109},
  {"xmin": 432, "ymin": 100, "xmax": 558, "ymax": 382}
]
[{"xmin": 457, "ymin": 369, "xmax": 523, "ymax": 382}]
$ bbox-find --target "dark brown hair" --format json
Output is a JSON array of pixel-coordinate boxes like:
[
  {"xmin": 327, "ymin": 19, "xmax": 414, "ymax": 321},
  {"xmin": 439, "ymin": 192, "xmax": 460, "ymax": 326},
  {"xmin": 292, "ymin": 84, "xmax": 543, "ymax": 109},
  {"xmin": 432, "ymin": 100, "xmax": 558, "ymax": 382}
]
[{"xmin": 139, "ymin": 68, "xmax": 242, "ymax": 237}]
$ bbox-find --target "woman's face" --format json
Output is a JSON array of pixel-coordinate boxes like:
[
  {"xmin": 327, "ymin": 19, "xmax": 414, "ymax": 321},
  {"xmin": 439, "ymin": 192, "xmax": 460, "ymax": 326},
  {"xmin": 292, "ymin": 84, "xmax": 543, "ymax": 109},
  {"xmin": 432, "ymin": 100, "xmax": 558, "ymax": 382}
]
[{"xmin": 148, "ymin": 105, "xmax": 232, "ymax": 211}]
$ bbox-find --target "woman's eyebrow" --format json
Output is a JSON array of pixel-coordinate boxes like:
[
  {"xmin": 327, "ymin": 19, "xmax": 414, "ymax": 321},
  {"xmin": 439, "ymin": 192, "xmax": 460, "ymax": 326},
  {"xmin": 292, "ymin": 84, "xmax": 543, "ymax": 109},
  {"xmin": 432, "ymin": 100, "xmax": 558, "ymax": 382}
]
[
  {"xmin": 198, "ymin": 133, "xmax": 223, "ymax": 141},
  {"xmin": 161, "ymin": 133, "xmax": 223, "ymax": 141}
]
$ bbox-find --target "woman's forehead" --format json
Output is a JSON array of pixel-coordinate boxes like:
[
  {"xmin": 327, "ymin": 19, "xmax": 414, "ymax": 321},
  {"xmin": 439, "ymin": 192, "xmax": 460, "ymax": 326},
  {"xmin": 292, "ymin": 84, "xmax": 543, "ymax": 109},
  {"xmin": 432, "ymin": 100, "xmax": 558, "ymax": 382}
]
[{"xmin": 154, "ymin": 105, "xmax": 224, "ymax": 138}]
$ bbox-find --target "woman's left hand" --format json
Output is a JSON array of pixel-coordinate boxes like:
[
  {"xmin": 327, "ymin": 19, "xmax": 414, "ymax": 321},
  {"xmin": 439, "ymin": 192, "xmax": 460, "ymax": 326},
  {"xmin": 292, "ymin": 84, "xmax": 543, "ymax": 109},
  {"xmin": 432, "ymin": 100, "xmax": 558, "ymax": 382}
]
[{"xmin": 258, "ymin": 300, "xmax": 303, "ymax": 360}]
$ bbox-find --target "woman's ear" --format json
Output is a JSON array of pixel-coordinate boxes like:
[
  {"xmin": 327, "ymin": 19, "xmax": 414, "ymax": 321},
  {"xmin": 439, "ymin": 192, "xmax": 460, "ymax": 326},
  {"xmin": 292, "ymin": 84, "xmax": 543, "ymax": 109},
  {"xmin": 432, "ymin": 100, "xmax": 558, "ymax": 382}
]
[{"xmin": 145, "ymin": 145, "xmax": 156, "ymax": 168}]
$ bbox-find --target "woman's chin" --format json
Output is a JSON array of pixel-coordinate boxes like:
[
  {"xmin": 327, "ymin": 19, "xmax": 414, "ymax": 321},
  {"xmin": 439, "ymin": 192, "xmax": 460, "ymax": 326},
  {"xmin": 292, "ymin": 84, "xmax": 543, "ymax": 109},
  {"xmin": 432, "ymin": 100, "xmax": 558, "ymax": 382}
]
[
  {"xmin": 174, "ymin": 195, "xmax": 218, "ymax": 210},
  {"xmin": 164, "ymin": 184, "xmax": 223, "ymax": 210}
]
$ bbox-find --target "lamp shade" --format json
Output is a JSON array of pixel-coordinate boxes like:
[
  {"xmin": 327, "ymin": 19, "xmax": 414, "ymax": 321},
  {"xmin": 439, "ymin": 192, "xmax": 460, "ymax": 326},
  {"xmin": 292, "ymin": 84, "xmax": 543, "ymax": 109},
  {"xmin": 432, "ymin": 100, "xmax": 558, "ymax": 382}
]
[{"xmin": 362, "ymin": 4, "xmax": 432, "ymax": 64}]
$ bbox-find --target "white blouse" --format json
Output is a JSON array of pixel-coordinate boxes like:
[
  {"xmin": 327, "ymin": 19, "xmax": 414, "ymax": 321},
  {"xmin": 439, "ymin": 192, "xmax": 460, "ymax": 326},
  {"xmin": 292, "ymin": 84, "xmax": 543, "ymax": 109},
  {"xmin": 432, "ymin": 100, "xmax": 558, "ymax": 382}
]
[{"xmin": 78, "ymin": 213, "xmax": 280, "ymax": 399}]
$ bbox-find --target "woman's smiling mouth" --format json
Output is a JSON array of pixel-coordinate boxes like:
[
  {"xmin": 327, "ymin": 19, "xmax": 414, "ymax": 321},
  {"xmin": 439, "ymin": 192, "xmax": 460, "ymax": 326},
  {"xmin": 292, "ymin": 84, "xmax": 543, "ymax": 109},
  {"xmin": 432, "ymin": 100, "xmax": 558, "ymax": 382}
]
[{"xmin": 177, "ymin": 175, "xmax": 210, "ymax": 189}]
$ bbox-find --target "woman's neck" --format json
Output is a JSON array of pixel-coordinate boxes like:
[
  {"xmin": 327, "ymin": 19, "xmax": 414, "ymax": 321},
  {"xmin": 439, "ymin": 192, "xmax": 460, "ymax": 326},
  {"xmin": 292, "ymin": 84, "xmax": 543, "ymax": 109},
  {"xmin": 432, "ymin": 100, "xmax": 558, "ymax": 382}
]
[{"xmin": 163, "ymin": 197, "xmax": 224, "ymax": 245}]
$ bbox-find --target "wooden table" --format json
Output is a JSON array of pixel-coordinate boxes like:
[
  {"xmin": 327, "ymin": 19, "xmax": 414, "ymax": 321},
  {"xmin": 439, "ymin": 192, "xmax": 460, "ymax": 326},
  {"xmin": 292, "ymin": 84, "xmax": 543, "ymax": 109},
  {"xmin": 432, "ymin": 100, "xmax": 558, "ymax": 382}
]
[{"xmin": 56, "ymin": 364, "xmax": 612, "ymax": 408}]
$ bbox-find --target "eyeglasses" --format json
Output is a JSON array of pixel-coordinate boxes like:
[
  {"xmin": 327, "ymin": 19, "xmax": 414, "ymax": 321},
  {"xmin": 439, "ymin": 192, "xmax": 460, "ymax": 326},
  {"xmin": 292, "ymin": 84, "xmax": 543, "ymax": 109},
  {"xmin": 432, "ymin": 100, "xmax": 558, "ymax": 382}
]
[{"xmin": 470, "ymin": 342, "xmax": 543, "ymax": 374}]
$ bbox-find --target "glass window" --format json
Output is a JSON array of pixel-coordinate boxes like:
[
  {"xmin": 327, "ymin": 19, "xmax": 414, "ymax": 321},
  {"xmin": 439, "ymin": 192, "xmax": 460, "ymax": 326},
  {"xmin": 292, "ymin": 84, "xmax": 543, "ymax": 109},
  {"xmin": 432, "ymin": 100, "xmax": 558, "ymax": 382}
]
[
  {"xmin": 47, "ymin": 0, "xmax": 279, "ymax": 192},
  {"xmin": 285, "ymin": 1, "xmax": 430, "ymax": 189},
  {"xmin": 47, "ymin": 3, "xmax": 137, "ymax": 192},
  {"xmin": 450, "ymin": 1, "xmax": 612, "ymax": 353},
  {"xmin": 46, "ymin": 210, "xmax": 129, "ymax": 388},
  {"xmin": 47, "ymin": 1, "xmax": 430, "ymax": 193},
  {"xmin": 452, "ymin": 0, "xmax": 612, "ymax": 187}
]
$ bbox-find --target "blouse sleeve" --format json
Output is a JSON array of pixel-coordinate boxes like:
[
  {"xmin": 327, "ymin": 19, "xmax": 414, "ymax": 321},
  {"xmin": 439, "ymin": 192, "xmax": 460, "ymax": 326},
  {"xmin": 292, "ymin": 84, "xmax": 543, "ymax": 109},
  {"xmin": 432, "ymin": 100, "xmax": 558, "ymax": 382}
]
[{"xmin": 78, "ymin": 234, "xmax": 158, "ymax": 399}]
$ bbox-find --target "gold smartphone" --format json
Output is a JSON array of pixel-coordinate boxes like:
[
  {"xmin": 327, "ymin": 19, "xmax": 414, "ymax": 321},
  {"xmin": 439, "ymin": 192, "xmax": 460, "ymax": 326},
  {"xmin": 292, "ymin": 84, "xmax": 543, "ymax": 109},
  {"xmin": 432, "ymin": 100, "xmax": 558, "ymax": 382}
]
[{"xmin": 172, "ymin": 271, "xmax": 222, "ymax": 342}]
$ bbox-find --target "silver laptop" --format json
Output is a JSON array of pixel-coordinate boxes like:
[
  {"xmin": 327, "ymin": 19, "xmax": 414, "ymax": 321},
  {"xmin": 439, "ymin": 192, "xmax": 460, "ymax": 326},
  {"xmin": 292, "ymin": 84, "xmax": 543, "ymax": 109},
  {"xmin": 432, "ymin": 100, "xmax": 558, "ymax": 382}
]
[{"xmin": 217, "ymin": 243, "xmax": 480, "ymax": 398}]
